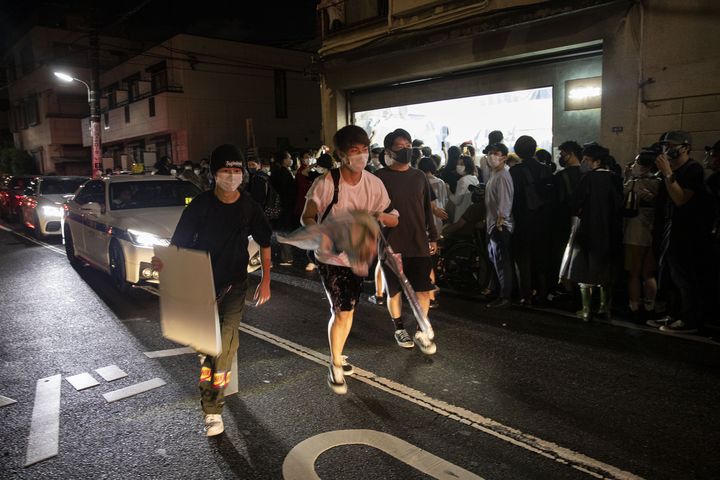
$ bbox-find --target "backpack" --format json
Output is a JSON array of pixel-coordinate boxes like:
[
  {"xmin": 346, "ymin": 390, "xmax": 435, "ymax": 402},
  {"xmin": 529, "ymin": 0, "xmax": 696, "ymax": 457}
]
[
  {"xmin": 263, "ymin": 180, "xmax": 282, "ymax": 221},
  {"xmin": 520, "ymin": 165, "xmax": 554, "ymax": 211}
]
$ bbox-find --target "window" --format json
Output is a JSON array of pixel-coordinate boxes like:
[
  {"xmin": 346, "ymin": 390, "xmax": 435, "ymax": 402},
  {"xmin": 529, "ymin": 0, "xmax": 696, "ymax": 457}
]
[
  {"xmin": 23, "ymin": 96, "xmax": 38, "ymax": 126},
  {"xmin": 74, "ymin": 180, "xmax": 105, "ymax": 205},
  {"xmin": 106, "ymin": 83, "xmax": 118, "ymax": 109},
  {"xmin": 124, "ymin": 105, "xmax": 130, "ymax": 123},
  {"xmin": 148, "ymin": 61, "xmax": 168, "ymax": 94},
  {"xmin": 109, "ymin": 181, "xmax": 200, "ymax": 211},
  {"xmin": 103, "ymin": 111, "xmax": 109, "ymax": 128},
  {"xmin": 148, "ymin": 97, "xmax": 155, "ymax": 117},
  {"xmin": 274, "ymin": 70, "xmax": 287, "ymax": 119},
  {"xmin": 125, "ymin": 73, "xmax": 140, "ymax": 101}
]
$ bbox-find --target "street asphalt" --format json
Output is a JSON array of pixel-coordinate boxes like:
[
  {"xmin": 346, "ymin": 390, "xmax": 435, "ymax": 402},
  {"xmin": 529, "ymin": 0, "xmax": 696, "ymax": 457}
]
[{"xmin": 1, "ymin": 225, "xmax": 719, "ymax": 479}]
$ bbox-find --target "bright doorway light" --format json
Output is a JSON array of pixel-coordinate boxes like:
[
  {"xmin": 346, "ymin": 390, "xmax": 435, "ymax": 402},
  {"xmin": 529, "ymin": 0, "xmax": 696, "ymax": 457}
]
[{"xmin": 354, "ymin": 86, "xmax": 553, "ymax": 164}]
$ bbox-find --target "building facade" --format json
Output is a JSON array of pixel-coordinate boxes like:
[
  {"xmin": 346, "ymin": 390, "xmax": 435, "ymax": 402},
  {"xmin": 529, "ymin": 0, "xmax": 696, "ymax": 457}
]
[
  {"xmin": 316, "ymin": 0, "xmax": 720, "ymax": 164},
  {"xmin": 5, "ymin": 28, "xmax": 321, "ymax": 175}
]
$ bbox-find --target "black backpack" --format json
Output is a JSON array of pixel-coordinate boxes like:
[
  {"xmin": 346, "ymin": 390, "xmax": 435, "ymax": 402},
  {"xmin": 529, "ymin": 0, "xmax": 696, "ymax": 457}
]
[{"xmin": 520, "ymin": 165, "xmax": 554, "ymax": 211}]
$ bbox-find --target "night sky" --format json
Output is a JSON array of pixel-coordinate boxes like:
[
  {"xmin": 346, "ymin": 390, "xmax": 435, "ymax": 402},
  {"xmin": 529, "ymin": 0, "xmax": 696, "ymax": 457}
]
[{"xmin": 0, "ymin": 0, "xmax": 320, "ymax": 53}]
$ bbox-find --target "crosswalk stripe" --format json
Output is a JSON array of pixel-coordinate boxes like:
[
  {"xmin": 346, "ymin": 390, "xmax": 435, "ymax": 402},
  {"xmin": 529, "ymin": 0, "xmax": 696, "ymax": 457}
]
[
  {"xmin": 24, "ymin": 374, "xmax": 61, "ymax": 467},
  {"xmin": 102, "ymin": 378, "xmax": 166, "ymax": 403},
  {"xmin": 143, "ymin": 346, "xmax": 195, "ymax": 358}
]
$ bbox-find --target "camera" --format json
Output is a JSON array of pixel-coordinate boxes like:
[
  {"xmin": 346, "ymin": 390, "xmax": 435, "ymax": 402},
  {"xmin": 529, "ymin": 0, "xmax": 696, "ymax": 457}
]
[{"xmin": 635, "ymin": 143, "xmax": 662, "ymax": 167}]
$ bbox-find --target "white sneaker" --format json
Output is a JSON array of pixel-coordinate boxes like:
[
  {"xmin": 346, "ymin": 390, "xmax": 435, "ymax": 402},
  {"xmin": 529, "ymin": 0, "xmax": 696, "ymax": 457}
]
[
  {"xmin": 204, "ymin": 414, "xmax": 224, "ymax": 436},
  {"xmin": 327, "ymin": 364, "xmax": 347, "ymax": 394},
  {"xmin": 394, "ymin": 329, "xmax": 414, "ymax": 348},
  {"xmin": 341, "ymin": 355, "xmax": 354, "ymax": 376},
  {"xmin": 305, "ymin": 262, "xmax": 317, "ymax": 272},
  {"xmin": 414, "ymin": 331, "xmax": 437, "ymax": 355}
]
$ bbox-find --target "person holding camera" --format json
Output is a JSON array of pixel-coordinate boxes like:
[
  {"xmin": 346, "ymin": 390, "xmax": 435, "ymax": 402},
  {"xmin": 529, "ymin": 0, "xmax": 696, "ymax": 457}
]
[
  {"xmin": 649, "ymin": 131, "xmax": 714, "ymax": 334},
  {"xmin": 622, "ymin": 147, "xmax": 661, "ymax": 321}
]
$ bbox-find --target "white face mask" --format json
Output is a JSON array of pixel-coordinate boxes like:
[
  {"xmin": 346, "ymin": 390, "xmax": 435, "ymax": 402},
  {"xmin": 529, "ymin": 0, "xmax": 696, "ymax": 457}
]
[
  {"xmin": 488, "ymin": 155, "xmax": 503, "ymax": 169},
  {"xmin": 344, "ymin": 153, "xmax": 368, "ymax": 173},
  {"xmin": 193, "ymin": 169, "xmax": 200, "ymax": 175},
  {"xmin": 456, "ymin": 165, "xmax": 466, "ymax": 175},
  {"xmin": 215, "ymin": 172, "xmax": 243, "ymax": 192}
]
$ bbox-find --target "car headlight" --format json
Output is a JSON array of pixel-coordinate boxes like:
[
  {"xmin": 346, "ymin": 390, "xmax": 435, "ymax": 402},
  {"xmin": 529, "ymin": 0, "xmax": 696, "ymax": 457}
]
[
  {"xmin": 41, "ymin": 205, "xmax": 64, "ymax": 217},
  {"xmin": 127, "ymin": 228, "xmax": 170, "ymax": 247}
]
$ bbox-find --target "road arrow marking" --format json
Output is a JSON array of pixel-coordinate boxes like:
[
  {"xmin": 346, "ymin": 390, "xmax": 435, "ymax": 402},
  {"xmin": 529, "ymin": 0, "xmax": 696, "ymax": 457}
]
[
  {"xmin": 24, "ymin": 374, "xmax": 61, "ymax": 467},
  {"xmin": 102, "ymin": 378, "xmax": 166, "ymax": 403},
  {"xmin": 95, "ymin": 365, "xmax": 128, "ymax": 382}
]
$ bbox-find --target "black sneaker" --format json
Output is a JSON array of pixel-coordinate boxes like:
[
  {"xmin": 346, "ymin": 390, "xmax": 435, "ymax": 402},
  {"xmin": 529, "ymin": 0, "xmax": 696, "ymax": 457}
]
[
  {"xmin": 487, "ymin": 298, "xmax": 511, "ymax": 309},
  {"xmin": 368, "ymin": 294, "xmax": 385, "ymax": 305},
  {"xmin": 394, "ymin": 329, "xmax": 414, "ymax": 348},
  {"xmin": 659, "ymin": 319, "xmax": 698, "ymax": 334},
  {"xmin": 327, "ymin": 364, "xmax": 347, "ymax": 394},
  {"xmin": 341, "ymin": 355, "xmax": 354, "ymax": 376}
]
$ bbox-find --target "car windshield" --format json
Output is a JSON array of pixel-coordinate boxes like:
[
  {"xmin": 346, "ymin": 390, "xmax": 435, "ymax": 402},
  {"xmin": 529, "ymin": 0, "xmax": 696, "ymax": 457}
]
[
  {"xmin": 40, "ymin": 179, "xmax": 86, "ymax": 195},
  {"xmin": 109, "ymin": 180, "xmax": 201, "ymax": 210}
]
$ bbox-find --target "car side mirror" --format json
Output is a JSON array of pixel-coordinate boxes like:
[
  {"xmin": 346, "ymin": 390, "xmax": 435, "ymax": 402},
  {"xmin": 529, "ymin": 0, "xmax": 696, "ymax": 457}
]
[{"xmin": 81, "ymin": 202, "xmax": 105, "ymax": 216}]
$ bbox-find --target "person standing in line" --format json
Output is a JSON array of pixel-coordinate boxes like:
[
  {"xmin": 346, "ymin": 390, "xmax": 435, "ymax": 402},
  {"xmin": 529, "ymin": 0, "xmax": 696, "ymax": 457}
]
[
  {"xmin": 375, "ymin": 129, "xmax": 439, "ymax": 355},
  {"xmin": 484, "ymin": 143, "xmax": 514, "ymax": 308},
  {"xmin": 478, "ymin": 130, "xmax": 504, "ymax": 183},
  {"xmin": 271, "ymin": 151, "xmax": 297, "ymax": 266},
  {"xmin": 448, "ymin": 155, "xmax": 480, "ymax": 223},
  {"xmin": 301, "ymin": 125, "xmax": 398, "ymax": 394},
  {"xmin": 153, "ymin": 144, "xmax": 272, "ymax": 436}
]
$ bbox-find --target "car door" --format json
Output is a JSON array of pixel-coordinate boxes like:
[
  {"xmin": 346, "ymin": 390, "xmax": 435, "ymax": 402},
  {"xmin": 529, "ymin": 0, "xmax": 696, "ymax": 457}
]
[
  {"xmin": 67, "ymin": 180, "xmax": 104, "ymax": 258},
  {"xmin": 21, "ymin": 180, "xmax": 39, "ymax": 229},
  {"xmin": 78, "ymin": 180, "xmax": 110, "ymax": 268}
]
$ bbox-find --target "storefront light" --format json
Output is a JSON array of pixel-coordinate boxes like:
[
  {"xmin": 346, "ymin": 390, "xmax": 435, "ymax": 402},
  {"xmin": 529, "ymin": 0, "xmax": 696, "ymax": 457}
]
[{"xmin": 565, "ymin": 76, "xmax": 602, "ymax": 110}]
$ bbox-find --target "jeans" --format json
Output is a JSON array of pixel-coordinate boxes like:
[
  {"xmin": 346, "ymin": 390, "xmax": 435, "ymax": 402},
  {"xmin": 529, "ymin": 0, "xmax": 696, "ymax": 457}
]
[{"xmin": 488, "ymin": 227, "xmax": 513, "ymax": 299}]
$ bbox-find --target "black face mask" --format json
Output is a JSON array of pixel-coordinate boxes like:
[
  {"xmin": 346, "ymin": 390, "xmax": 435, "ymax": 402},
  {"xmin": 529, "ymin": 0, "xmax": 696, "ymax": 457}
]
[
  {"xmin": 558, "ymin": 155, "xmax": 568, "ymax": 168},
  {"xmin": 392, "ymin": 147, "xmax": 413, "ymax": 164},
  {"xmin": 247, "ymin": 167, "xmax": 257, "ymax": 173}
]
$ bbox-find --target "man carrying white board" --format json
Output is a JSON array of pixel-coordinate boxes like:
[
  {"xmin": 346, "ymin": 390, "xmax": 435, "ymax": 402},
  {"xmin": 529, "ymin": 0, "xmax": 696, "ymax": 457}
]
[{"xmin": 153, "ymin": 144, "xmax": 272, "ymax": 436}]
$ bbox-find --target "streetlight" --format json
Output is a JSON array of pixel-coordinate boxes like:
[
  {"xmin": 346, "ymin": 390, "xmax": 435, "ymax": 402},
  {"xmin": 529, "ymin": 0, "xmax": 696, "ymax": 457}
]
[{"xmin": 54, "ymin": 71, "xmax": 102, "ymax": 179}]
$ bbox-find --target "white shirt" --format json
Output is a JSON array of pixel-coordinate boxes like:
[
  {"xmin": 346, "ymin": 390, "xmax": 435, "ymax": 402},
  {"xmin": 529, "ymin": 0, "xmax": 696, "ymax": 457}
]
[
  {"xmin": 449, "ymin": 174, "xmax": 480, "ymax": 223},
  {"xmin": 306, "ymin": 170, "xmax": 396, "ymax": 268}
]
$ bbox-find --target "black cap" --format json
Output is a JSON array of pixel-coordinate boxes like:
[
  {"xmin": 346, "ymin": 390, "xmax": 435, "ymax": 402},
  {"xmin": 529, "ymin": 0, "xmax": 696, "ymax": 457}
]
[
  {"xmin": 704, "ymin": 140, "xmax": 720, "ymax": 153},
  {"xmin": 210, "ymin": 144, "xmax": 244, "ymax": 175},
  {"xmin": 581, "ymin": 142, "xmax": 609, "ymax": 160},
  {"xmin": 486, "ymin": 142, "xmax": 508, "ymax": 156},
  {"xmin": 383, "ymin": 129, "xmax": 412, "ymax": 149},
  {"xmin": 659, "ymin": 130, "xmax": 692, "ymax": 146}
]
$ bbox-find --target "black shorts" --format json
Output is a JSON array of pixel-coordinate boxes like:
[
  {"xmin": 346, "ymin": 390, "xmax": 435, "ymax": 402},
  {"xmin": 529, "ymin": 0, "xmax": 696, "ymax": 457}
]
[
  {"xmin": 382, "ymin": 256, "xmax": 434, "ymax": 297},
  {"xmin": 317, "ymin": 262, "xmax": 364, "ymax": 312}
]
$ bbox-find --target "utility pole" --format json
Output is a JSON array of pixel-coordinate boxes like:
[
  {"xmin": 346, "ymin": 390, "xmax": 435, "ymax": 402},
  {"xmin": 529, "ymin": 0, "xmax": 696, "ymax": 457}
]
[{"xmin": 89, "ymin": 10, "xmax": 102, "ymax": 178}]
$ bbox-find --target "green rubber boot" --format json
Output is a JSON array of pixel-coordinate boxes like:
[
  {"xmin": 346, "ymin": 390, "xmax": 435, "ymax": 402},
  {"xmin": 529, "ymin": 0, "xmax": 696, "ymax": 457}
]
[
  {"xmin": 597, "ymin": 286, "xmax": 611, "ymax": 318},
  {"xmin": 576, "ymin": 285, "xmax": 592, "ymax": 322}
]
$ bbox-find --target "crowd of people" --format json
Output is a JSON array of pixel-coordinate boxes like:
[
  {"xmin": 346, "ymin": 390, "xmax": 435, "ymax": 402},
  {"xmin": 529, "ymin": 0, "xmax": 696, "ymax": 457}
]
[{"xmin": 151, "ymin": 126, "xmax": 720, "ymax": 435}]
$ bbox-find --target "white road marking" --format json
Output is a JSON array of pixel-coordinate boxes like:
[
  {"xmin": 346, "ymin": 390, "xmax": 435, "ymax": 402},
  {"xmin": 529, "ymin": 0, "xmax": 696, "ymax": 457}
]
[
  {"xmin": 24, "ymin": 374, "xmax": 61, "ymax": 467},
  {"xmin": 102, "ymin": 378, "xmax": 166, "ymax": 403},
  {"xmin": 240, "ymin": 323, "xmax": 642, "ymax": 480},
  {"xmin": 0, "ymin": 394, "xmax": 18, "ymax": 407},
  {"xmin": 143, "ymin": 346, "xmax": 195, "ymax": 358},
  {"xmin": 95, "ymin": 365, "xmax": 128, "ymax": 382},
  {"xmin": 283, "ymin": 429, "xmax": 484, "ymax": 480},
  {"xmin": 65, "ymin": 373, "xmax": 100, "ymax": 391}
]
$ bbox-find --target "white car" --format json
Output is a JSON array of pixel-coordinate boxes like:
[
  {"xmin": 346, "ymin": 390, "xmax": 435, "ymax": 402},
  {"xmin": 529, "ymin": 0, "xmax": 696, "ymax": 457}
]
[
  {"xmin": 62, "ymin": 175, "xmax": 261, "ymax": 292},
  {"xmin": 21, "ymin": 176, "xmax": 88, "ymax": 238}
]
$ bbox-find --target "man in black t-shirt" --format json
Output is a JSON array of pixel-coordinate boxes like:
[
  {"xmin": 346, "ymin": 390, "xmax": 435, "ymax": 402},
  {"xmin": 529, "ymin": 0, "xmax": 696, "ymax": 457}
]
[
  {"xmin": 651, "ymin": 131, "xmax": 713, "ymax": 334},
  {"xmin": 375, "ymin": 129, "xmax": 439, "ymax": 355},
  {"xmin": 154, "ymin": 144, "xmax": 272, "ymax": 436}
]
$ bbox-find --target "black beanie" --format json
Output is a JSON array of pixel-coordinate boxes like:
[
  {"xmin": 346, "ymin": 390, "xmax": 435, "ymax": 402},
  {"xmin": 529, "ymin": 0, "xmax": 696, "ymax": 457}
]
[{"xmin": 210, "ymin": 144, "xmax": 244, "ymax": 175}]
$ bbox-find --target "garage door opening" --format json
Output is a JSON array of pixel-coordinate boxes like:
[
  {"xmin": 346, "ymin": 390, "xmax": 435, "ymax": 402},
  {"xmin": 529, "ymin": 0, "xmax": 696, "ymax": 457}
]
[{"xmin": 354, "ymin": 86, "xmax": 553, "ymax": 163}]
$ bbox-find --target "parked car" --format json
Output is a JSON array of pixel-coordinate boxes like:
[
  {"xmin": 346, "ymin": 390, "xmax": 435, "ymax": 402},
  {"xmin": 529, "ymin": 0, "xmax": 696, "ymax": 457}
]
[
  {"xmin": 21, "ymin": 176, "xmax": 88, "ymax": 238},
  {"xmin": 0, "ymin": 175, "xmax": 37, "ymax": 221},
  {"xmin": 62, "ymin": 175, "xmax": 261, "ymax": 292}
]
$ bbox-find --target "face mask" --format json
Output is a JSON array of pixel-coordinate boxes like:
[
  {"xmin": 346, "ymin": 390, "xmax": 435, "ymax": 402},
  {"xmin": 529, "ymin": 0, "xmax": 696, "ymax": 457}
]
[
  {"xmin": 558, "ymin": 155, "xmax": 568, "ymax": 168},
  {"xmin": 184, "ymin": 166, "xmax": 191, "ymax": 171},
  {"xmin": 344, "ymin": 153, "xmax": 368, "ymax": 173},
  {"xmin": 262, "ymin": 166, "xmax": 271, "ymax": 174},
  {"xmin": 193, "ymin": 169, "xmax": 200, "ymax": 175},
  {"xmin": 488, "ymin": 155, "xmax": 502, "ymax": 169},
  {"xmin": 390, "ymin": 147, "xmax": 412, "ymax": 164},
  {"xmin": 456, "ymin": 165, "xmax": 466, "ymax": 175},
  {"xmin": 170, "ymin": 169, "xmax": 177, "ymax": 175},
  {"xmin": 315, "ymin": 166, "xmax": 327, "ymax": 174},
  {"xmin": 215, "ymin": 172, "xmax": 243, "ymax": 192},
  {"xmin": 247, "ymin": 167, "xmax": 257, "ymax": 173}
]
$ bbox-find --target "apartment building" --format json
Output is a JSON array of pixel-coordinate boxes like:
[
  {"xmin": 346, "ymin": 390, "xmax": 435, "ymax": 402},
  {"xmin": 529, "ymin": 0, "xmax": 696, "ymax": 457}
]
[
  {"xmin": 316, "ymin": 0, "xmax": 720, "ymax": 164},
  {"xmin": 6, "ymin": 28, "xmax": 321, "ymax": 174},
  {"xmin": 81, "ymin": 34, "xmax": 321, "ymax": 171}
]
